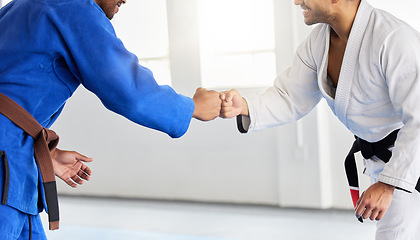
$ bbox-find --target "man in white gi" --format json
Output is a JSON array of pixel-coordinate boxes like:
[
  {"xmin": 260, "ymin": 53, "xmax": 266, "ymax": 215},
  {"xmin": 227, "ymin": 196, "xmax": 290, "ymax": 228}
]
[{"xmin": 219, "ymin": 0, "xmax": 420, "ymax": 239}]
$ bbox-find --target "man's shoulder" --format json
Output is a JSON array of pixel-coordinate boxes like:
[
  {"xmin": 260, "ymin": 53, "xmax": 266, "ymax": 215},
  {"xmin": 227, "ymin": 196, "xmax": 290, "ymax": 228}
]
[
  {"xmin": 369, "ymin": 8, "xmax": 416, "ymax": 35},
  {"xmin": 28, "ymin": 0, "xmax": 108, "ymax": 27},
  {"xmin": 29, "ymin": 0, "xmax": 101, "ymax": 15},
  {"xmin": 297, "ymin": 24, "xmax": 329, "ymax": 48},
  {"xmin": 305, "ymin": 24, "xmax": 329, "ymax": 51},
  {"xmin": 32, "ymin": 0, "xmax": 93, "ymax": 5}
]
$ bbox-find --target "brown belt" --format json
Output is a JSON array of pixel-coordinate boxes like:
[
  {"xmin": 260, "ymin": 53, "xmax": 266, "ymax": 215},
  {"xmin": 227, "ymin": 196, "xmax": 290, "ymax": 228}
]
[{"xmin": 0, "ymin": 92, "xmax": 60, "ymax": 230}]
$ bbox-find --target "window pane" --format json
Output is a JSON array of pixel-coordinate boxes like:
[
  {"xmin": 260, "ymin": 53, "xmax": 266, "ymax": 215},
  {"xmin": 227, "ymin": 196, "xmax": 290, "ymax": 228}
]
[
  {"xmin": 198, "ymin": 0, "xmax": 276, "ymax": 88},
  {"xmin": 113, "ymin": 0, "xmax": 171, "ymax": 86}
]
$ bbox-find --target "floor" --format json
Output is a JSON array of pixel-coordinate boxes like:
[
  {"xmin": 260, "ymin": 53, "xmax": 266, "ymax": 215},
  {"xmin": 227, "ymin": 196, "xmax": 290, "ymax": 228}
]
[{"xmin": 41, "ymin": 196, "xmax": 376, "ymax": 240}]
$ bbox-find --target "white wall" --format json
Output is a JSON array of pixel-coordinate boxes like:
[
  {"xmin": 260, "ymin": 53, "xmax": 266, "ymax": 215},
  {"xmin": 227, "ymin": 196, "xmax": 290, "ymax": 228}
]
[{"xmin": 50, "ymin": 0, "xmax": 418, "ymax": 209}]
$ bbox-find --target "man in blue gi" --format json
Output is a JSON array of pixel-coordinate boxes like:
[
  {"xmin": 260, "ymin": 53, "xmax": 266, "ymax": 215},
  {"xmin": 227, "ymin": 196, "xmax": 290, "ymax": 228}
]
[{"xmin": 0, "ymin": 0, "xmax": 222, "ymax": 239}]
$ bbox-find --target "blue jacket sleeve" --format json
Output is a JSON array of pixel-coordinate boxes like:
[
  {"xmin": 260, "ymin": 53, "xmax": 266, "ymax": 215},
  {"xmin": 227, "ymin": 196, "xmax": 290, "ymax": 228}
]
[{"xmin": 50, "ymin": 0, "xmax": 194, "ymax": 138}]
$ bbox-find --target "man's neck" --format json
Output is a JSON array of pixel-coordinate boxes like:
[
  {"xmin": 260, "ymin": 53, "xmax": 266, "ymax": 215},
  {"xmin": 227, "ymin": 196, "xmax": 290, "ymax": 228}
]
[{"xmin": 329, "ymin": 1, "xmax": 360, "ymax": 42}]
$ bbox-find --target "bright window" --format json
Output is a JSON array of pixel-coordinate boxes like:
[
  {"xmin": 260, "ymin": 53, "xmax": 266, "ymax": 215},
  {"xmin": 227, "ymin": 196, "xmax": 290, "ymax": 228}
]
[
  {"xmin": 113, "ymin": 0, "xmax": 171, "ymax": 86},
  {"xmin": 198, "ymin": 0, "xmax": 276, "ymax": 88}
]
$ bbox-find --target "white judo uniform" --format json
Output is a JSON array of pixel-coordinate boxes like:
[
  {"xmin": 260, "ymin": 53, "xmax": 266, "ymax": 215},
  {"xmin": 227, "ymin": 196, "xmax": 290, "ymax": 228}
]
[{"xmin": 239, "ymin": 0, "xmax": 420, "ymax": 239}]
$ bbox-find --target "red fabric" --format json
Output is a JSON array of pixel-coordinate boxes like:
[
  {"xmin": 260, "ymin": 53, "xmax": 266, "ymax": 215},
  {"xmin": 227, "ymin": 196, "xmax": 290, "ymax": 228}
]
[{"xmin": 350, "ymin": 189, "xmax": 360, "ymax": 208}]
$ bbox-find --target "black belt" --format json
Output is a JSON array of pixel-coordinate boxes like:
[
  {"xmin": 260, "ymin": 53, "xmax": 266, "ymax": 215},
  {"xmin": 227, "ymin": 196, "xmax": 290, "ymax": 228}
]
[{"xmin": 344, "ymin": 129, "xmax": 420, "ymax": 222}]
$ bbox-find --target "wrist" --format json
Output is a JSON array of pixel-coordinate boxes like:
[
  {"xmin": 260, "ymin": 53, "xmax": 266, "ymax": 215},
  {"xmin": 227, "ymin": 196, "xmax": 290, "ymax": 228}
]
[
  {"xmin": 379, "ymin": 181, "xmax": 395, "ymax": 192},
  {"xmin": 50, "ymin": 148, "xmax": 61, "ymax": 160},
  {"xmin": 240, "ymin": 98, "xmax": 249, "ymax": 116},
  {"xmin": 192, "ymin": 99, "xmax": 198, "ymax": 118},
  {"xmin": 192, "ymin": 107, "xmax": 200, "ymax": 119}
]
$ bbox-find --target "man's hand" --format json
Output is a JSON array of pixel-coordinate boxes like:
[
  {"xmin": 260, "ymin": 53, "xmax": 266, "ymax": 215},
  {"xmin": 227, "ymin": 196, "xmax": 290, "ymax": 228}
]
[
  {"xmin": 193, "ymin": 87, "xmax": 222, "ymax": 121},
  {"xmin": 51, "ymin": 148, "xmax": 93, "ymax": 188},
  {"xmin": 219, "ymin": 89, "xmax": 247, "ymax": 118},
  {"xmin": 355, "ymin": 182, "xmax": 395, "ymax": 221}
]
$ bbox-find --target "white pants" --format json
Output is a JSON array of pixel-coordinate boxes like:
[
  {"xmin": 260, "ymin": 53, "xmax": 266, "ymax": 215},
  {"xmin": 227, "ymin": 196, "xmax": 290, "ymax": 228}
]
[{"xmin": 364, "ymin": 158, "xmax": 420, "ymax": 240}]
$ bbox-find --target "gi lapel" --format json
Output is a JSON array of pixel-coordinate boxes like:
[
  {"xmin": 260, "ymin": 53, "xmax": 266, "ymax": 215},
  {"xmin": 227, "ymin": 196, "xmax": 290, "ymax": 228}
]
[
  {"xmin": 334, "ymin": 0, "xmax": 373, "ymax": 126},
  {"xmin": 318, "ymin": 26, "xmax": 335, "ymax": 111}
]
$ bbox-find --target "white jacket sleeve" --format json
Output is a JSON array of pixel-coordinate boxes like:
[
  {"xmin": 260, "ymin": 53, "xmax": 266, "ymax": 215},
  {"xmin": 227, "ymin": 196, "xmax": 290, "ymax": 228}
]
[
  {"xmin": 379, "ymin": 26, "xmax": 420, "ymax": 192},
  {"xmin": 240, "ymin": 34, "xmax": 323, "ymax": 133}
]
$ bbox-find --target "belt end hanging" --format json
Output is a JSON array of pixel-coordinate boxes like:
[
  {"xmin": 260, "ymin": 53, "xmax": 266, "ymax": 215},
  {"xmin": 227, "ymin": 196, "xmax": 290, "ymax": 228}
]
[
  {"xmin": 49, "ymin": 220, "xmax": 59, "ymax": 230},
  {"xmin": 349, "ymin": 187, "xmax": 363, "ymax": 223},
  {"xmin": 43, "ymin": 181, "xmax": 60, "ymax": 230},
  {"xmin": 349, "ymin": 187, "xmax": 360, "ymax": 208}
]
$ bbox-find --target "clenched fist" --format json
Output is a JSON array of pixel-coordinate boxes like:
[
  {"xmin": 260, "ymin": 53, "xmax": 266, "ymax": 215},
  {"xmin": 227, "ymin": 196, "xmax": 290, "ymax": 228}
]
[{"xmin": 192, "ymin": 88, "xmax": 222, "ymax": 121}]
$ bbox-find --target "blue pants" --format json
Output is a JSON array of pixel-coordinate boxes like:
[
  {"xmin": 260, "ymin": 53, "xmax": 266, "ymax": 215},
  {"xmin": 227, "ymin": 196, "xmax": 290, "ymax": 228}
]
[{"xmin": 0, "ymin": 204, "xmax": 47, "ymax": 240}]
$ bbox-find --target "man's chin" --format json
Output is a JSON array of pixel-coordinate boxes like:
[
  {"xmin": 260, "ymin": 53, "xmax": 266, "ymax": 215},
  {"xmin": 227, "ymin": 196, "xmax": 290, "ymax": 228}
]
[
  {"xmin": 107, "ymin": 12, "xmax": 116, "ymax": 20},
  {"xmin": 303, "ymin": 19, "xmax": 317, "ymax": 26}
]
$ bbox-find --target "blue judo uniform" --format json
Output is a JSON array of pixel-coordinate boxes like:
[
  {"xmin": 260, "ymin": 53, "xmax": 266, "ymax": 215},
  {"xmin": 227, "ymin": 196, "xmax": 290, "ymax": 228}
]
[{"xmin": 0, "ymin": 0, "xmax": 195, "ymax": 238}]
